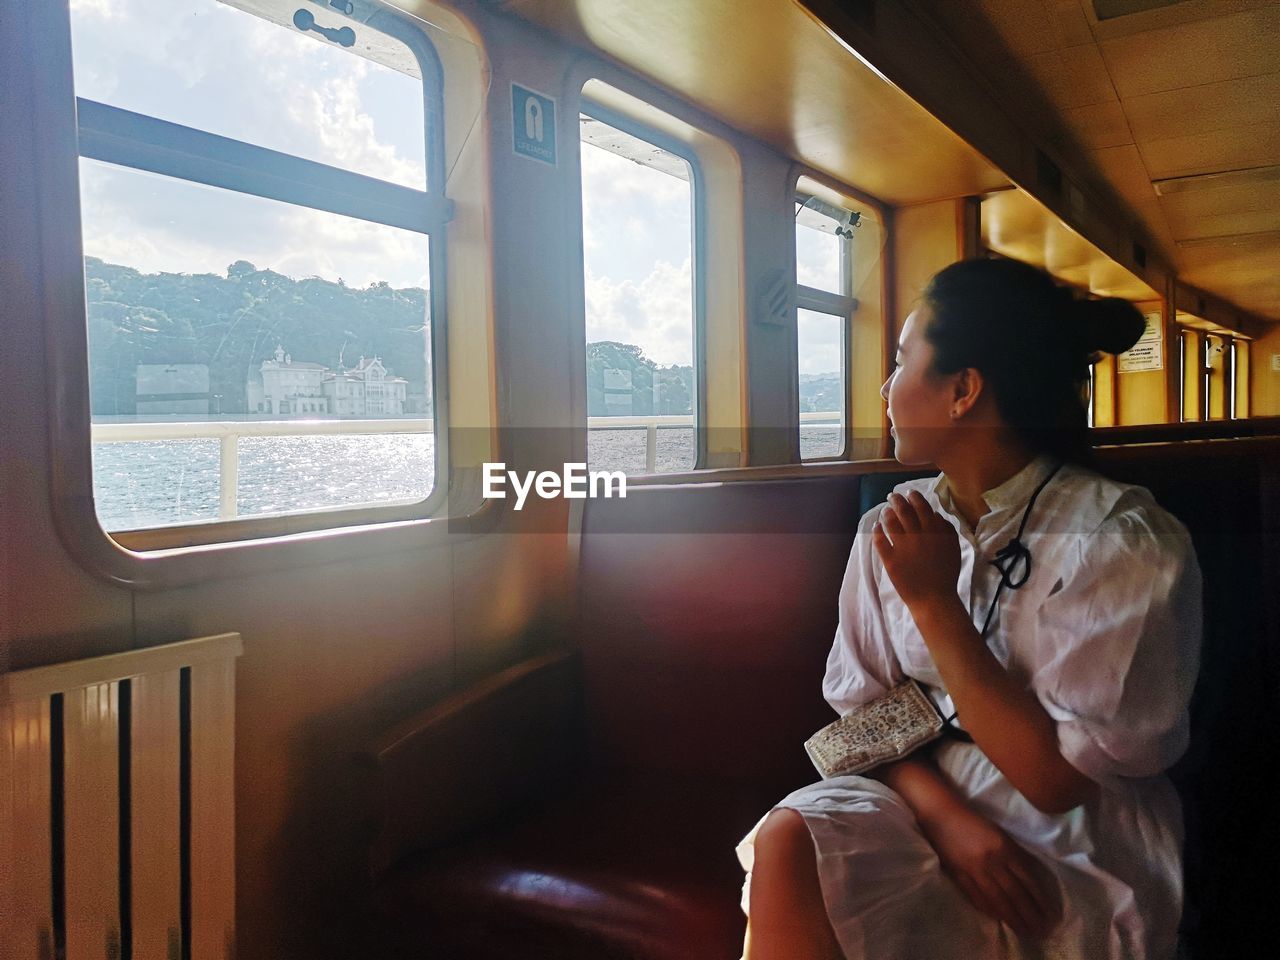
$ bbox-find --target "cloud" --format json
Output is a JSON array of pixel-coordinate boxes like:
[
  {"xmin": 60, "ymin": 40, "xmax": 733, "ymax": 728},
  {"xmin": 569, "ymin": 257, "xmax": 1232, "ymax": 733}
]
[
  {"xmin": 70, "ymin": 0, "xmax": 116, "ymax": 17},
  {"xmin": 586, "ymin": 258, "xmax": 693, "ymax": 368},
  {"xmin": 282, "ymin": 70, "xmax": 425, "ymax": 189},
  {"xmin": 796, "ymin": 224, "xmax": 841, "ymax": 292},
  {"xmin": 80, "ymin": 160, "xmax": 429, "ymax": 289},
  {"xmin": 70, "ymin": 0, "xmax": 429, "ymax": 287},
  {"xmin": 797, "ymin": 308, "xmax": 843, "ymax": 376},
  {"xmin": 580, "ymin": 139, "xmax": 689, "ymax": 259},
  {"xmin": 273, "ymin": 207, "xmax": 430, "ymax": 288}
]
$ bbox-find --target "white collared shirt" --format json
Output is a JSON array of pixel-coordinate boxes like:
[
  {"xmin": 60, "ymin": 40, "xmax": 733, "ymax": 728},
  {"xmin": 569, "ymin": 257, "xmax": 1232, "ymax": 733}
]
[{"xmin": 822, "ymin": 455, "xmax": 1203, "ymax": 785}]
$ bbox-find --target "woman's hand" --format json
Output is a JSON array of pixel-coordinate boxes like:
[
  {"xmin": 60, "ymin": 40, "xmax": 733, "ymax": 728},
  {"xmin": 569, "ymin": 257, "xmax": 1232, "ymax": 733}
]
[
  {"xmin": 872, "ymin": 491, "xmax": 962, "ymax": 611},
  {"xmin": 918, "ymin": 804, "xmax": 1063, "ymax": 941}
]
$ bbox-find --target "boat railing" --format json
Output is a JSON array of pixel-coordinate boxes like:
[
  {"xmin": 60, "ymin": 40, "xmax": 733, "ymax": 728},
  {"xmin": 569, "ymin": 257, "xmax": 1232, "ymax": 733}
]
[{"xmin": 91, "ymin": 412, "xmax": 843, "ymax": 519}]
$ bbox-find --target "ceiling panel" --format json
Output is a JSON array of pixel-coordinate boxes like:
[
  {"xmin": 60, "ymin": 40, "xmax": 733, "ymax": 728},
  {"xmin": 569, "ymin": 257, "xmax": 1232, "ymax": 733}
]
[
  {"xmin": 1139, "ymin": 123, "xmax": 1280, "ymax": 180},
  {"xmin": 1085, "ymin": 143, "xmax": 1174, "ymax": 244},
  {"xmin": 1158, "ymin": 178, "xmax": 1280, "ymax": 223},
  {"xmin": 1047, "ymin": 0, "xmax": 1099, "ymax": 46},
  {"xmin": 1098, "ymin": 5, "xmax": 1280, "ymax": 97},
  {"xmin": 1162, "ymin": 206, "xmax": 1280, "ymax": 244},
  {"xmin": 1086, "ymin": 0, "xmax": 1279, "ymax": 40},
  {"xmin": 1060, "ymin": 99, "xmax": 1134, "ymax": 149},
  {"xmin": 972, "ymin": 0, "xmax": 1095, "ymax": 52},
  {"xmin": 1180, "ymin": 244, "xmax": 1280, "ymax": 318},
  {"xmin": 1121, "ymin": 72, "xmax": 1280, "ymax": 142},
  {"xmin": 1025, "ymin": 43, "xmax": 1119, "ymax": 107}
]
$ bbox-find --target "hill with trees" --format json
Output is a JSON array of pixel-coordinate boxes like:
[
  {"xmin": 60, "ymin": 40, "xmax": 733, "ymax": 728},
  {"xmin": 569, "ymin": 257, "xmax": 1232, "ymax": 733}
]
[
  {"xmin": 84, "ymin": 257, "xmax": 431, "ymax": 415},
  {"xmin": 586, "ymin": 341, "xmax": 694, "ymax": 417},
  {"xmin": 84, "ymin": 257, "xmax": 697, "ymax": 419},
  {"xmin": 799, "ymin": 372, "xmax": 843, "ymax": 414}
]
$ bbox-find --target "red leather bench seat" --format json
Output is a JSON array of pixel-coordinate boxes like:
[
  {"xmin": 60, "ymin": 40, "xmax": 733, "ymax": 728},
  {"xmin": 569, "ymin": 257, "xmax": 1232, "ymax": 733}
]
[{"xmin": 372, "ymin": 774, "xmax": 779, "ymax": 960}]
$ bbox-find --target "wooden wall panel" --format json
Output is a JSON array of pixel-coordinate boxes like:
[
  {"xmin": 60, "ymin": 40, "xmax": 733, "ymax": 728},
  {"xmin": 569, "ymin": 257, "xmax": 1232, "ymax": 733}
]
[
  {"xmin": 130, "ymin": 671, "xmax": 182, "ymax": 960},
  {"xmin": 1249, "ymin": 326, "xmax": 1280, "ymax": 417},
  {"xmin": 190, "ymin": 659, "xmax": 236, "ymax": 960},
  {"xmin": 0, "ymin": 698, "xmax": 54, "ymax": 960},
  {"xmin": 893, "ymin": 200, "xmax": 966, "ymax": 336},
  {"xmin": 62, "ymin": 683, "xmax": 119, "ymax": 960}
]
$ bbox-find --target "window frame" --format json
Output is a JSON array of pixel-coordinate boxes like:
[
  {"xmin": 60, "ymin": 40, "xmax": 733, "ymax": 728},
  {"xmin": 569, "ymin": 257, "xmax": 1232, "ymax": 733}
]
[
  {"xmin": 1087, "ymin": 362, "xmax": 1097, "ymax": 428},
  {"xmin": 36, "ymin": 0, "xmax": 477, "ymax": 585},
  {"xmin": 1178, "ymin": 330, "xmax": 1187, "ymax": 422},
  {"xmin": 577, "ymin": 98, "xmax": 708, "ymax": 474},
  {"xmin": 1201, "ymin": 334, "xmax": 1213, "ymax": 422},
  {"xmin": 794, "ymin": 190, "xmax": 857, "ymax": 462}
]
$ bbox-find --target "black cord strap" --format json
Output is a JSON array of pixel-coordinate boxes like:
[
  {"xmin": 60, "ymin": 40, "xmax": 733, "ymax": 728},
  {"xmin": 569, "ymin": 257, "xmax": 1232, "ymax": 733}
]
[{"xmin": 940, "ymin": 460, "xmax": 1064, "ymax": 731}]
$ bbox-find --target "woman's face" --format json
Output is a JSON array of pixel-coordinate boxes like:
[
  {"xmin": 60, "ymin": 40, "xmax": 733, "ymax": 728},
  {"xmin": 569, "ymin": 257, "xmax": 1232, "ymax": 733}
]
[{"xmin": 881, "ymin": 307, "xmax": 956, "ymax": 465}]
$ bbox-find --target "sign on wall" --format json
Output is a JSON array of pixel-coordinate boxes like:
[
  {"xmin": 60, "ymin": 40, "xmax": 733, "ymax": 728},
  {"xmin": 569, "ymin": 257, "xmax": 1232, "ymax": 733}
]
[
  {"xmin": 512, "ymin": 84, "xmax": 557, "ymax": 166},
  {"xmin": 1119, "ymin": 338, "xmax": 1163, "ymax": 373},
  {"xmin": 1138, "ymin": 311, "xmax": 1162, "ymax": 342},
  {"xmin": 1119, "ymin": 311, "xmax": 1164, "ymax": 372}
]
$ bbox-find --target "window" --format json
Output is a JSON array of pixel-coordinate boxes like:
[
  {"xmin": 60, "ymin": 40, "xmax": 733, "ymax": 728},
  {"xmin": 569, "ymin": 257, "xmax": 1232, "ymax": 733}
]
[
  {"xmin": 1087, "ymin": 362, "xmax": 1096, "ymax": 428},
  {"xmin": 1178, "ymin": 332, "xmax": 1185, "ymax": 422},
  {"xmin": 70, "ymin": 0, "xmax": 448, "ymax": 535},
  {"xmin": 795, "ymin": 190, "xmax": 857, "ymax": 460},
  {"xmin": 1229, "ymin": 339, "xmax": 1250, "ymax": 420},
  {"xmin": 1202, "ymin": 335, "xmax": 1216, "ymax": 421},
  {"xmin": 580, "ymin": 108, "xmax": 699, "ymax": 475}
]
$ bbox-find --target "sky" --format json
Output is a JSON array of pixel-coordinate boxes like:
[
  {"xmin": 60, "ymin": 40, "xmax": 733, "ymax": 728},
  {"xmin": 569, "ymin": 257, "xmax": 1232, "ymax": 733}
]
[
  {"xmin": 71, "ymin": 0, "xmax": 431, "ymax": 288},
  {"xmin": 795, "ymin": 222, "xmax": 843, "ymax": 377},
  {"xmin": 69, "ymin": 0, "xmax": 843, "ymax": 376}
]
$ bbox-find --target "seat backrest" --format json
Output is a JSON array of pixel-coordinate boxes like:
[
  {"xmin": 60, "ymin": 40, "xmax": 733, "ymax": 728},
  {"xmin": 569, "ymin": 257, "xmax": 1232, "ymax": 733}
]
[
  {"xmin": 576, "ymin": 474, "xmax": 863, "ymax": 793},
  {"xmin": 1095, "ymin": 441, "xmax": 1280, "ymax": 956}
]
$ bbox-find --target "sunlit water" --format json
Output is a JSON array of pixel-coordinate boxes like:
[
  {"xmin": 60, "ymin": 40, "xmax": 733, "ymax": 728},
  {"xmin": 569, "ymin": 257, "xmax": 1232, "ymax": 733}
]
[{"xmin": 92, "ymin": 427, "xmax": 845, "ymax": 530}]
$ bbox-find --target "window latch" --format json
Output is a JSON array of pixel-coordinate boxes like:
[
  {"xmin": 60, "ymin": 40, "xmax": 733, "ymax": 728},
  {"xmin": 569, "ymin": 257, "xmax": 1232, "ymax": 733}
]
[{"xmin": 292, "ymin": 8, "xmax": 356, "ymax": 47}]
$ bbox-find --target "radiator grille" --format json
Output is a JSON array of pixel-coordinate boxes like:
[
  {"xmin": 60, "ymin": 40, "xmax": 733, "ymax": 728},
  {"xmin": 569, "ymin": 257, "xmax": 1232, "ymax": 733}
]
[{"xmin": 2, "ymin": 634, "xmax": 242, "ymax": 960}]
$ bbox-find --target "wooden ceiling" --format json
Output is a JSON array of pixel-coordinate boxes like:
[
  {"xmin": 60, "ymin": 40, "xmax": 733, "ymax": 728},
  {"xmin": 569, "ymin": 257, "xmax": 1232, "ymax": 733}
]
[{"xmin": 918, "ymin": 0, "xmax": 1280, "ymax": 322}]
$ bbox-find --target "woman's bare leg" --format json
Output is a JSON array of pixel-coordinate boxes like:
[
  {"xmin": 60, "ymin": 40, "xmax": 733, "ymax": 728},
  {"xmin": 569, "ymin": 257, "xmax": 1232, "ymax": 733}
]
[{"xmin": 743, "ymin": 808, "xmax": 845, "ymax": 960}]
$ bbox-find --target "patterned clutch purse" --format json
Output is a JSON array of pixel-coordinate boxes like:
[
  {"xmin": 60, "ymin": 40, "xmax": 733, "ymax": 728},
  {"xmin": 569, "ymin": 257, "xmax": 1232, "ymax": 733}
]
[{"xmin": 803, "ymin": 681, "xmax": 946, "ymax": 778}]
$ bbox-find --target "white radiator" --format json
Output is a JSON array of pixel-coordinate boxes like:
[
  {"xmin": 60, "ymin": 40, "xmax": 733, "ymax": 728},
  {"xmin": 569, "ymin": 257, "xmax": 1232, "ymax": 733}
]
[{"xmin": 1, "ymin": 633, "xmax": 242, "ymax": 960}]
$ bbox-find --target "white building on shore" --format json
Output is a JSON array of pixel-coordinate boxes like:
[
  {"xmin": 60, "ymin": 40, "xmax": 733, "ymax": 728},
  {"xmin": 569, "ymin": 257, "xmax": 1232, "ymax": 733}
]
[
  {"xmin": 246, "ymin": 347, "xmax": 408, "ymax": 417},
  {"xmin": 246, "ymin": 345, "xmax": 329, "ymax": 416},
  {"xmin": 322, "ymin": 356, "xmax": 408, "ymax": 416}
]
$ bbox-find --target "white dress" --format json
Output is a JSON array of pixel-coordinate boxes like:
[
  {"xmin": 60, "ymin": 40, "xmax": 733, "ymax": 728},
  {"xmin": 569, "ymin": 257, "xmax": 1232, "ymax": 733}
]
[{"xmin": 737, "ymin": 456, "xmax": 1202, "ymax": 960}]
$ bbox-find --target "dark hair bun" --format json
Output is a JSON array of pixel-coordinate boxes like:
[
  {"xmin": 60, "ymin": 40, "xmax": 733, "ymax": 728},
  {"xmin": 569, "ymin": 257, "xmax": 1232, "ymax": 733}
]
[{"xmin": 1070, "ymin": 297, "xmax": 1146, "ymax": 356}]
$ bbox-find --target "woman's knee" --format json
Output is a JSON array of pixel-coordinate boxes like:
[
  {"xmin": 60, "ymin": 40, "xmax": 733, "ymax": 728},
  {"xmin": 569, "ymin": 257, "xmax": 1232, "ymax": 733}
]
[{"xmin": 754, "ymin": 808, "xmax": 816, "ymax": 866}]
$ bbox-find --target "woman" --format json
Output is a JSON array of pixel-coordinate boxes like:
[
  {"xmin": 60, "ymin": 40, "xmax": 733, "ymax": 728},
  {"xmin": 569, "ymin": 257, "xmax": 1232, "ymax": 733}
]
[{"xmin": 737, "ymin": 259, "xmax": 1202, "ymax": 960}]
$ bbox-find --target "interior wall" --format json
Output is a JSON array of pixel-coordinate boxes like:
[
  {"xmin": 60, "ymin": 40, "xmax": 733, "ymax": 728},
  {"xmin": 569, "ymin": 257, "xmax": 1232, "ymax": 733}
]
[
  {"xmin": 1235, "ymin": 340, "xmax": 1250, "ymax": 420},
  {"xmin": 849, "ymin": 207, "xmax": 889, "ymax": 461},
  {"xmin": 1116, "ymin": 299, "xmax": 1169, "ymax": 425},
  {"xmin": 1251, "ymin": 326, "xmax": 1280, "ymax": 416},
  {"xmin": 891, "ymin": 199, "xmax": 966, "ymax": 341},
  {"xmin": 1094, "ymin": 353, "xmax": 1117, "ymax": 428}
]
